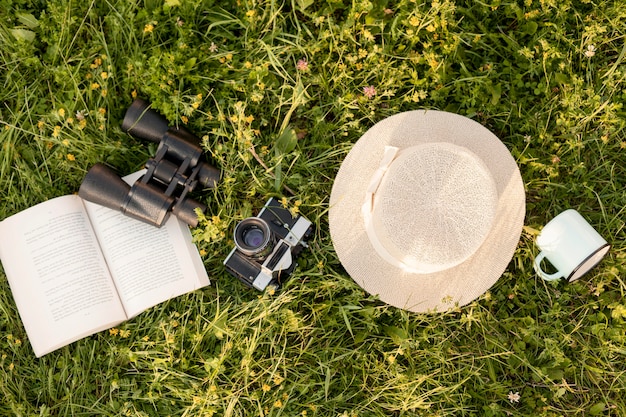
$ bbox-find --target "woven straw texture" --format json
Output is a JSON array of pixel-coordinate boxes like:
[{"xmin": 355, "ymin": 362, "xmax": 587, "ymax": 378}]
[
  {"xmin": 371, "ymin": 142, "xmax": 498, "ymax": 273},
  {"xmin": 329, "ymin": 110, "xmax": 526, "ymax": 313}
]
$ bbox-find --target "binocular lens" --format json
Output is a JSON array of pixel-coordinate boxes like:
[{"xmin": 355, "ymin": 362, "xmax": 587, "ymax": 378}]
[
  {"xmin": 234, "ymin": 218, "xmax": 273, "ymax": 258},
  {"xmin": 172, "ymin": 197, "xmax": 206, "ymax": 228},
  {"xmin": 121, "ymin": 98, "xmax": 169, "ymax": 143}
]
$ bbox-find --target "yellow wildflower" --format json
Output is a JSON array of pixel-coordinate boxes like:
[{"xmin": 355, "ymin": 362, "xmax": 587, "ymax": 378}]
[
  {"xmin": 67, "ymin": 154, "xmax": 75, "ymax": 161},
  {"xmin": 90, "ymin": 57, "xmax": 102, "ymax": 69},
  {"xmin": 289, "ymin": 200, "xmax": 301, "ymax": 217}
]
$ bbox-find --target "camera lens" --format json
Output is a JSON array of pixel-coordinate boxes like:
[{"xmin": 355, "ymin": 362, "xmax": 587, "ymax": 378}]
[
  {"xmin": 234, "ymin": 217, "xmax": 274, "ymax": 258},
  {"xmin": 243, "ymin": 228, "xmax": 265, "ymax": 247}
]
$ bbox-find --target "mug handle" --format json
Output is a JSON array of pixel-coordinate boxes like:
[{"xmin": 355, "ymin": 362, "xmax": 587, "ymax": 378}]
[{"xmin": 534, "ymin": 251, "xmax": 562, "ymax": 281}]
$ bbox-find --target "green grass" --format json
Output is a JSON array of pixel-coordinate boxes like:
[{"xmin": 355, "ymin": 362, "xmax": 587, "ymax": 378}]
[{"xmin": 1, "ymin": 0, "xmax": 626, "ymax": 415}]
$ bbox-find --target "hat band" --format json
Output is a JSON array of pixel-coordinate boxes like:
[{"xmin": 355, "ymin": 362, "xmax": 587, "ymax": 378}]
[{"xmin": 361, "ymin": 146, "xmax": 423, "ymax": 273}]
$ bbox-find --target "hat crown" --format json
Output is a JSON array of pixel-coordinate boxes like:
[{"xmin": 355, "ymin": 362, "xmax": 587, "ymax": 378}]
[{"xmin": 369, "ymin": 142, "xmax": 498, "ymax": 273}]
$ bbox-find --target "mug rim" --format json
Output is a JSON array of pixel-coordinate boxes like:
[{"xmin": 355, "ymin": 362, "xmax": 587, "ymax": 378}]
[{"xmin": 566, "ymin": 242, "xmax": 610, "ymax": 282}]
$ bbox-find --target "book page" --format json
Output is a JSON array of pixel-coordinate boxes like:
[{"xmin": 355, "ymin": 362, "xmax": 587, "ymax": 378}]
[
  {"xmin": 0, "ymin": 195, "xmax": 127, "ymax": 357},
  {"xmin": 83, "ymin": 172, "xmax": 209, "ymax": 318}
]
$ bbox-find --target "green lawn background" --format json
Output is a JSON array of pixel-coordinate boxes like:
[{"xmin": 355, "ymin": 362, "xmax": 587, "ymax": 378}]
[{"xmin": 1, "ymin": 0, "xmax": 626, "ymax": 415}]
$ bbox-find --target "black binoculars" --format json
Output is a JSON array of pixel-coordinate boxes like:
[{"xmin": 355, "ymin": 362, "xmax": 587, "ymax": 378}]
[{"xmin": 79, "ymin": 99, "xmax": 220, "ymax": 227}]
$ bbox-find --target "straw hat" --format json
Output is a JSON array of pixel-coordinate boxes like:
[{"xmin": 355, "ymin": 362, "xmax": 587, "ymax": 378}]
[{"xmin": 329, "ymin": 110, "xmax": 525, "ymax": 313}]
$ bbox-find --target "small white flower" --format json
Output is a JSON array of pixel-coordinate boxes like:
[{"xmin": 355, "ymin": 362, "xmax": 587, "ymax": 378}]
[
  {"xmin": 209, "ymin": 42, "xmax": 218, "ymax": 53},
  {"xmin": 584, "ymin": 44, "xmax": 596, "ymax": 58},
  {"xmin": 508, "ymin": 391, "xmax": 521, "ymax": 403},
  {"xmin": 75, "ymin": 110, "xmax": 88, "ymax": 121}
]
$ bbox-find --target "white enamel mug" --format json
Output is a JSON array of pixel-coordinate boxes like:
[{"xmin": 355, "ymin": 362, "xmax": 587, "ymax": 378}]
[{"xmin": 534, "ymin": 209, "xmax": 610, "ymax": 282}]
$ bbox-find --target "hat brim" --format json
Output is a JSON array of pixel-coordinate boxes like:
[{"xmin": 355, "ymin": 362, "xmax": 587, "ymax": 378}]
[{"xmin": 329, "ymin": 110, "xmax": 525, "ymax": 313}]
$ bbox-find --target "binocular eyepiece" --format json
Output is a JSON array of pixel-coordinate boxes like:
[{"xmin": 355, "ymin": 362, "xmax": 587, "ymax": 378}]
[{"xmin": 79, "ymin": 99, "xmax": 220, "ymax": 228}]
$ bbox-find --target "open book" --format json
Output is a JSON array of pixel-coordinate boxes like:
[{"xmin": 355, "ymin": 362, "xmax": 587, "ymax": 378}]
[{"xmin": 0, "ymin": 172, "xmax": 210, "ymax": 357}]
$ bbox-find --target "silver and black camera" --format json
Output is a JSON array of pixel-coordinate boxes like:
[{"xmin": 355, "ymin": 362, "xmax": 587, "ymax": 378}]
[{"xmin": 223, "ymin": 197, "xmax": 313, "ymax": 291}]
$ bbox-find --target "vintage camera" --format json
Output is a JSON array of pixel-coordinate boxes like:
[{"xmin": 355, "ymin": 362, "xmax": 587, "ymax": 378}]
[
  {"xmin": 79, "ymin": 99, "xmax": 220, "ymax": 227},
  {"xmin": 224, "ymin": 198, "xmax": 313, "ymax": 291}
]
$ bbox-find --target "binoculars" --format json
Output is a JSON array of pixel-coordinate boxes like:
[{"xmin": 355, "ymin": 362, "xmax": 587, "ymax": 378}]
[{"xmin": 79, "ymin": 99, "xmax": 220, "ymax": 227}]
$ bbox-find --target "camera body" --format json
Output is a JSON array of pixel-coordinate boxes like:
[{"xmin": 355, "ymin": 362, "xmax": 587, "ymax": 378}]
[
  {"xmin": 224, "ymin": 197, "xmax": 313, "ymax": 291},
  {"xmin": 79, "ymin": 99, "xmax": 220, "ymax": 227}
]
